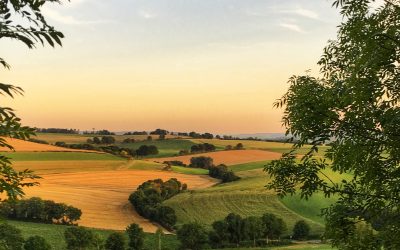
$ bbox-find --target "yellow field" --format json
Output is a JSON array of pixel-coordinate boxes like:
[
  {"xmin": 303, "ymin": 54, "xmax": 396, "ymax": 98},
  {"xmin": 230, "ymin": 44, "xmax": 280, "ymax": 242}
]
[
  {"xmin": 152, "ymin": 149, "xmax": 282, "ymax": 165},
  {"xmin": 24, "ymin": 170, "xmax": 218, "ymax": 232},
  {"xmin": 0, "ymin": 137, "xmax": 98, "ymax": 153}
]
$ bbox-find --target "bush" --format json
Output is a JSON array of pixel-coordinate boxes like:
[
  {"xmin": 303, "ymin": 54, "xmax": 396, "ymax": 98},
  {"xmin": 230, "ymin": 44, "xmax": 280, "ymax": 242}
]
[
  {"xmin": 136, "ymin": 145, "xmax": 158, "ymax": 157},
  {"xmin": 177, "ymin": 223, "xmax": 209, "ymax": 250},
  {"xmin": 190, "ymin": 143, "xmax": 215, "ymax": 153},
  {"xmin": 208, "ymin": 165, "xmax": 240, "ymax": 183},
  {"xmin": 64, "ymin": 227, "xmax": 95, "ymax": 250},
  {"xmin": 234, "ymin": 143, "xmax": 244, "ymax": 150},
  {"xmin": 293, "ymin": 220, "xmax": 310, "ymax": 240},
  {"xmin": 126, "ymin": 223, "xmax": 144, "ymax": 250},
  {"xmin": 28, "ymin": 138, "xmax": 49, "ymax": 145},
  {"xmin": 163, "ymin": 161, "xmax": 186, "ymax": 167},
  {"xmin": 105, "ymin": 232, "xmax": 125, "ymax": 250},
  {"xmin": 190, "ymin": 156, "xmax": 213, "ymax": 169},
  {"xmin": 24, "ymin": 236, "xmax": 51, "ymax": 250},
  {"xmin": 0, "ymin": 223, "xmax": 24, "ymax": 250}
]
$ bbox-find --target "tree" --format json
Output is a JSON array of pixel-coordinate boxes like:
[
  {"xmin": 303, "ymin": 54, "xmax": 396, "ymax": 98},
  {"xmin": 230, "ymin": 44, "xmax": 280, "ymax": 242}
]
[
  {"xmin": 234, "ymin": 143, "xmax": 243, "ymax": 150},
  {"xmin": 155, "ymin": 228, "xmax": 163, "ymax": 250},
  {"xmin": 156, "ymin": 206, "xmax": 177, "ymax": 229},
  {"xmin": 101, "ymin": 136, "xmax": 116, "ymax": 144},
  {"xmin": 264, "ymin": 0, "xmax": 400, "ymax": 248},
  {"xmin": 0, "ymin": 0, "xmax": 67, "ymax": 201},
  {"xmin": 209, "ymin": 220, "xmax": 229, "ymax": 248},
  {"xmin": 177, "ymin": 223, "xmax": 209, "ymax": 250},
  {"xmin": 24, "ymin": 236, "xmax": 51, "ymax": 250},
  {"xmin": 105, "ymin": 232, "xmax": 125, "ymax": 250},
  {"xmin": 292, "ymin": 220, "xmax": 310, "ymax": 240},
  {"xmin": 64, "ymin": 227, "xmax": 95, "ymax": 250},
  {"xmin": 242, "ymin": 216, "xmax": 263, "ymax": 247},
  {"xmin": 190, "ymin": 156, "xmax": 213, "ymax": 169},
  {"xmin": 126, "ymin": 224, "xmax": 144, "ymax": 250},
  {"xmin": 261, "ymin": 213, "xmax": 286, "ymax": 243},
  {"xmin": 225, "ymin": 213, "xmax": 244, "ymax": 247},
  {"xmin": 0, "ymin": 223, "xmax": 24, "ymax": 250}
]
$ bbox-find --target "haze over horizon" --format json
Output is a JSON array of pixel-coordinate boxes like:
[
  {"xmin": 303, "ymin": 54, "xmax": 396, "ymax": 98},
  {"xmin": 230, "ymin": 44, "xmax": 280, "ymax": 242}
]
[{"xmin": 2, "ymin": 0, "xmax": 341, "ymax": 134}]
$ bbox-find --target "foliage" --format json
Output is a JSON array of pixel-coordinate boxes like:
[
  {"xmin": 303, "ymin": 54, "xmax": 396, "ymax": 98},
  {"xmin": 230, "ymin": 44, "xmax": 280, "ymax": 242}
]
[
  {"xmin": 292, "ymin": 220, "xmax": 310, "ymax": 240},
  {"xmin": 261, "ymin": 213, "xmax": 287, "ymax": 241},
  {"xmin": 35, "ymin": 128, "xmax": 79, "ymax": 134},
  {"xmin": 190, "ymin": 143, "xmax": 216, "ymax": 153},
  {"xmin": 177, "ymin": 223, "xmax": 209, "ymax": 250},
  {"xmin": 128, "ymin": 179, "xmax": 186, "ymax": 230},
  {"xmin": 126, "ymin": 224, "xmax": 144, "ymax": 250},
  {"xmin": 208, "ymin": 165, "xmax": 240, "ymax": 183},
  {"xmin": 64, "ymin": 227, "xmax": 95, "ymax": 250},
  {"xmin": 0, "ymin": 197, "xmax": 81, "ymax": 225},
  {"xmin": 105, "ymin": 232, "xmax": 125, "ymax": 250},
  {"xmin": 0, "ymin": 0, "xmax": 67, "ymax": 201},
  {"xmin": 242, "ymin": 216, "xmax": 263, "ymax": 247},
  {"xmin": 190, "ymin": 156, "xmax": 213, "ymax": 169},
  {"xmin": 135, "ymin": 145, "xmax": 158, "ymax": 157},
  {"xmin": 24, "ymin": 236, "xmax": 51, "ymax": 250},
  {"xmin": 0, "ymin": 223, "xmax": 24, "ymax": 250},
  {"xmin": 264, "ymin": 0, "xmax": 400, "ymax": 248}
]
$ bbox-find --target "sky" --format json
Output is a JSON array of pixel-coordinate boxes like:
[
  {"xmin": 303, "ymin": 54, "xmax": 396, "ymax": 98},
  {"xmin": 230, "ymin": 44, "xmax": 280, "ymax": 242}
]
[{"xmin": 1, "ymin": 0, "xmax": 342, "ymax": 134}]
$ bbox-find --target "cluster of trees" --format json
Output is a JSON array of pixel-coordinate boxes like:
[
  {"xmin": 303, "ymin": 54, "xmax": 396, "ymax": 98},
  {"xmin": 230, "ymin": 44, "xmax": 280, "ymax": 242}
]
[
  {"xmin": 55, "ymin": 142, "xmax": 96, "ymax": 150},
  {"xmin": 209, "ymin": 164, "xmax": 240, "ymax": 183},
  {"xmin": 35, "ymin": 128, "xmax": 79, "ymax": 134},
  {"xmin": 83, "ymin": 129, "xmax": 115, "ymax": 135},
  {"xmin": 0, "ymin": 197, "xmax": 81, "ymax": 225},
  {"xmin": 163, "ymin": 160, "xmax": 186, "ymax": 167},
  {"xmin": 87, "ymin": 136, "xmax": 116, "ymax": 144},
  {"xmin": 190, "ymin": 143, "xmax": 216, "ymax": 153},
  {"xmin": 225, "ymin": 143, "xmax": 244, "ymax": 150},
  {"xmin": 136, "ymin": 145, "xmax": 158, "ymax": 157},
  {"xmin": 123, "ymin": 131, "xmax": 147, "ymax": 135},
  {"xmin": 150, "ymin": 129, "xmax": 169, "ymax": 135},
  {"xmin": 176, "ymin": 214, "xmax": 311, "ymax": 249},
  {"xmin": 129, "ymin": 178, "xmax": 187, "ymax": 230},
  {"xmin": 189, "ymin": 156, "xmax": 240, "ymax": 183}
]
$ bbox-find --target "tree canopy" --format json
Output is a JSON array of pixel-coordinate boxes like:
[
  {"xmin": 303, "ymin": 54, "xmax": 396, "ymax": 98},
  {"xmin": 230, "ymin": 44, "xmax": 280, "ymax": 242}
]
[{"xmin": 265, "ymin": 0, "xmax": 400, "ymax": 248}]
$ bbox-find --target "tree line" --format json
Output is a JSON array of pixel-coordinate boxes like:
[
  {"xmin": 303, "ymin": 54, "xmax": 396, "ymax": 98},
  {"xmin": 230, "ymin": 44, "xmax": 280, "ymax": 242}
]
[
  {"xmin": 0, "ymin": 197, "xmax": 81, "ymax": 225},
  {"xmin": 177, "ymin": 214, "xmax": 312, "ymax": 249},
  {"xmin": 35, "ymin": 128, "xmax": 79, "ymax": 134},
  {"xmin": 190, "ymin": 156, "xmax": 240, "ymax": 183},
  {"xmin": 128, "ymin": 178, "xmax": 186, "ymax": 230}
]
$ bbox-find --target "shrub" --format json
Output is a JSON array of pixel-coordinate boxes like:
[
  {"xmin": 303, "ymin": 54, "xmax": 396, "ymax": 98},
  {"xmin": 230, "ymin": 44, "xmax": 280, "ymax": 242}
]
[
  {"xmin": 209, "ymin": 165, "xmax": 240, "ymax": 183},
  {"xmin": 177, "ymin": 223, "xmax": 209, "ymax": 250},
  {"xmin": 136, "ymin": 145, "xmax": 158, "ymax": 157},
  {"xmin": 0, "ymin": 223, "xmax": 24, "ymax": 250},
  {"xmin": 105, "ymin": 232, "xmax": 125, "ymax": 250},
  {"xmin": 163, "ymin": 161, "xmax": 186, "ymax": 167},
  {"xmin": 64, "ymin": 227, "xmax": 95, "ymax": 250},
  {"xmin": 293, "ymin": 220, "xmax": 310, "ymax": 240},
  {"xmin": 126, "ymin": 223, "xmax": 144, "ymax": 250},
  {"xmin": 24, "ymin": 236, "xmax": 51, "ymax": 250},
  {"xmin": 190, "ymin": 143, "xmax": 216, "ymax": 153},
  {"xmin": 234, "ymin": 143, "xmax": 244, "ymax": 150},
  {"xmin": 190, "ymin": 156, "xmax": 213, "ymax": 169}
]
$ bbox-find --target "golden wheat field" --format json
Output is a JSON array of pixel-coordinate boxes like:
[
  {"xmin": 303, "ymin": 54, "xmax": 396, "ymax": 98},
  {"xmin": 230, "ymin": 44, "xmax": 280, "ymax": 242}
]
[{"xmin": 24, "ymin": 170, "xmax": 218, "ymax": 232}]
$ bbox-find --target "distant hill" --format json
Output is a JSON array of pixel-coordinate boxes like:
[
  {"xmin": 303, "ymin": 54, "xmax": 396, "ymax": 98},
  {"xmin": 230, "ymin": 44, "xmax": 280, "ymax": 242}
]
[{"xmin": 230, "ymin": 133, "xmax": 287, "ymax": 140}]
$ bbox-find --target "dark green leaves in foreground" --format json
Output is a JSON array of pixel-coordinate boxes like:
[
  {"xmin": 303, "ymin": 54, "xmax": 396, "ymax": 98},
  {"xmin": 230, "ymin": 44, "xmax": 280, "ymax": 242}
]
[{"xmin": 266, "ymin": 0, "xmax": 400, "ymax": 249}]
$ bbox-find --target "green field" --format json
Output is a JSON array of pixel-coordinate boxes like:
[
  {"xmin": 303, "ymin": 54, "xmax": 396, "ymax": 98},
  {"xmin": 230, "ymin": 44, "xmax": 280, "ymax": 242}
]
[
  {"xmin": 164, "ymin": 169, "xmax": 327, "ymax": 235},
  {"xmin": 3, "ymin": 152, "xmax": 124, "ymax": 161},
  {"xmin": 229, "ymin": 160, "xmax": 271, "ymax": 172},
  {"xmin": 117, "ymin": 139, "xmax": 197, "ymax": 158}
]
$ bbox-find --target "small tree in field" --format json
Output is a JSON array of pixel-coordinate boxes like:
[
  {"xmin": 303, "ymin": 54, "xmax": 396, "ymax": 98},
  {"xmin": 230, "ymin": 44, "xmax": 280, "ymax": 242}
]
[
  {"xmin": 177, "ymin": 223, "xmax": 209, "ymax": 250},
  {"xmin": 292, "ymin": 220, "xmax": 310, "ymax": 240},
  {"xmin": 105, "ymin": 232, "xmax": 125, "ymax": 250},
  {"xmin": 243, "ymin": 216, "xmax": 263, "ymax": 247},
  {"xmin": 24, "ymin": 236, "xmax": 51, "ymax": 250},
  {"xmin": 126, "ymin": 223, "xmax": 144, "ymax": 250}
]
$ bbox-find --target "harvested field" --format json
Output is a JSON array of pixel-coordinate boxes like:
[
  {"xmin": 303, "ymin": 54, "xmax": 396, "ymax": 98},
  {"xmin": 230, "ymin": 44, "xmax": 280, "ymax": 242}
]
[
  {"xmin": 24, "ymin": 170, "xmax": 218, "ymax": 232},
  {"xmin": 152, "ymin": 149, "xmax": 282, "ymax": 166},
  {"xmin": 12, "ymin": 160, "xmax": 125, "ymax": 174},
  {"xmin": 0, "ymin": 137, "xmax": 98, "ymax": 153}
]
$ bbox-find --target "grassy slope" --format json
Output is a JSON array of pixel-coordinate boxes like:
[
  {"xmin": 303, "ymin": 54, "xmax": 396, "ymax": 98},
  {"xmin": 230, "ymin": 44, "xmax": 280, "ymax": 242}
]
[
  {"xmin": 164, "ymin": 169, "xmax": 326, "ymax": 235},
  {"xmin": 3, "ymin": 152, "xmax": 123, "ymax": 161},
  {"xmin": 229, "ymin": 160, "xmax": 271, "ymax": 172}
]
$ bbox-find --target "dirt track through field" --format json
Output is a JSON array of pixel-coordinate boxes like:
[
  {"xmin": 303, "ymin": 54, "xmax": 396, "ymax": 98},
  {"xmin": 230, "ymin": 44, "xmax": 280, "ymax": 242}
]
[
  {"xmin": 0, "ymin": 137, "xmax": 98, "ymax": 153},
  {"xmin": 24, "ymin": 170, "xmax": 218, "ymax": 232},
  {"xmin": 152, "ymin": 149, "xmax": 282, "ymax": 166}
]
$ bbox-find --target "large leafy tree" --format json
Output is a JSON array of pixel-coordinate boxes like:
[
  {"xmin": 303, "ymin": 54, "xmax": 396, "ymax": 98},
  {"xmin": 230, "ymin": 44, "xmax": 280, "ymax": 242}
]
[
  {"xmin": 265, "ymin": 0, "xmax": 400, "ymax": 249},
  {"xmin": 0, "ymin": 0, "xmax": 65, "ymax": 200}
]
